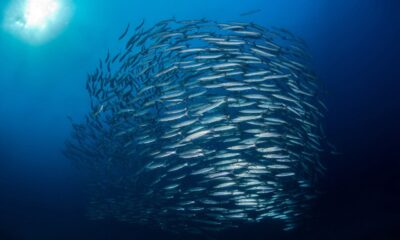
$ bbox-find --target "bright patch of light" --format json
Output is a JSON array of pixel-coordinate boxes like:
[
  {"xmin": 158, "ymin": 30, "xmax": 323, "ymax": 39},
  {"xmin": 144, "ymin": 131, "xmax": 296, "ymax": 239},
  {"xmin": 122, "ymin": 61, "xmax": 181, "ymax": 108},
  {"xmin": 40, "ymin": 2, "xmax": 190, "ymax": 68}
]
[
  {"xmin": 3, "ymin": 0, "xmax": 73, "ymax": 44},
  {"xmin": 24, "ymin": 0, "xmax": 60, "ymax": 29}
]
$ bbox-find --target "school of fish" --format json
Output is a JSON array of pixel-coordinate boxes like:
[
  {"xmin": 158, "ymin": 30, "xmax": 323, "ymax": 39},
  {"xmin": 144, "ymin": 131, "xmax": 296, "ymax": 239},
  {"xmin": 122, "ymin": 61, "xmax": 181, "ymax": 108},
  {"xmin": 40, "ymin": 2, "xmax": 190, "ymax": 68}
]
[{"xmin": 64, "ymin": 18, "xmax": 329, "ymax": 235}]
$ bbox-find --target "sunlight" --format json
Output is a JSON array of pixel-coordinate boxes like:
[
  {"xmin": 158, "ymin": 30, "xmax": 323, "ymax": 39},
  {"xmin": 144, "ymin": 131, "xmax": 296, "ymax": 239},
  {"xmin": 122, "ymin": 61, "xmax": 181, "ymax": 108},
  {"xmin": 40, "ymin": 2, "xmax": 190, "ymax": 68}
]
[
  {"xmin": 24, "ymin": 0, "xmax": 60, "ymax": 29},
  {"xmin": 3, "ymin": 0, "xmax": 72, "ymax": 44}
]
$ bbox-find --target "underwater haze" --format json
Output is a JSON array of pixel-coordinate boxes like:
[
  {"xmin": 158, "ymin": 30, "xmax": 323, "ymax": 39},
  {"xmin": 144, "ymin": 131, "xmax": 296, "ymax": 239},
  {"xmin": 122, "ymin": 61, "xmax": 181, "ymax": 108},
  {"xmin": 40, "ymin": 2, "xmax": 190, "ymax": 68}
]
[{"xmin": 0, "ymin": 0, "xmax": 399, "ymax": 239}]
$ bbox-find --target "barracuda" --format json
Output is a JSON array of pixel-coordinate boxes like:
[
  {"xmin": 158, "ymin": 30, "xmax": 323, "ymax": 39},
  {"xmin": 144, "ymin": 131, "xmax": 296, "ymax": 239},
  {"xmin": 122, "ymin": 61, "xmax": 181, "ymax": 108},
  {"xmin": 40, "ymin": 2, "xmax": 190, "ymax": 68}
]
[{"xmin": 65, "ymin": 18, "xmax": 329, "ymax": 236}]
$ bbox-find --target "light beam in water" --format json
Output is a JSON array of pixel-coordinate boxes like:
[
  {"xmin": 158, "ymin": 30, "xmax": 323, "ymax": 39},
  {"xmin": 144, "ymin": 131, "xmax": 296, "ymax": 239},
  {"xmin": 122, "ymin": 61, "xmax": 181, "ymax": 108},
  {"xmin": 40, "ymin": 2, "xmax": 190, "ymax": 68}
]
[
  {"xmin": 3, "ymin": 0, "xmax": 73, "ymax": 44},
  {"xmin": 24, "ymin": 0, "xmax": 60, "ymax": 29}
]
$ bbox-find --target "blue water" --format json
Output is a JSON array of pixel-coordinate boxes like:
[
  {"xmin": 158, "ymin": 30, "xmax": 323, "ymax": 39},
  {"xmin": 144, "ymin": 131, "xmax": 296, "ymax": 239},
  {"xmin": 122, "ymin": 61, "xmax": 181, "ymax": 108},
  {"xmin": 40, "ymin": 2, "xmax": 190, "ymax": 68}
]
[{"xmin": 0, "ymin": 0, "xmax": 399, "ymax": 239}]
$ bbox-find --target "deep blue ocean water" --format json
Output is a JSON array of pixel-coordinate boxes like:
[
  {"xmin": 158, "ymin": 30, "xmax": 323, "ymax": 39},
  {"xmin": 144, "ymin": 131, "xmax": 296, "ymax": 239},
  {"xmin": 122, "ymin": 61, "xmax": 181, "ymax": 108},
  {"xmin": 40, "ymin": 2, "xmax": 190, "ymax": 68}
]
[{"xmin": 0, "ymin": 0, "xmax": 399, "ymax": 239}]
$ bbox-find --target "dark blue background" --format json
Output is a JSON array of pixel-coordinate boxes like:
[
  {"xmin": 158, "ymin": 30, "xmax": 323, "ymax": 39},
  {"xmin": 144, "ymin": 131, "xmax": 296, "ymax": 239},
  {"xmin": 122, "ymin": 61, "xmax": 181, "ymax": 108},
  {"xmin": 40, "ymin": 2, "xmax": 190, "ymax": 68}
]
[{"xmin": 0, "ymin": 0, "xmax": 399, "ymax": 239}]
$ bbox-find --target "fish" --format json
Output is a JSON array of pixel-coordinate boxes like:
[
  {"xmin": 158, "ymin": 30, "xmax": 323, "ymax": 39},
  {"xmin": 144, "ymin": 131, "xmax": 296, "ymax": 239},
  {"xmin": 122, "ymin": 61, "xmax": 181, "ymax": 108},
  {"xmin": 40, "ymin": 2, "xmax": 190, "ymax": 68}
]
[
  {"xmin": 182, "ymin": 130, "xmax": 211, "ymax": 142},
  {"xmin": 240, "ymin": 9, "xmax": 262, "ymax": 17},
  {"xmin": 159, "ymin": 112, "xmax": 187, "ymax": 122},
  {"xmin": 118, "ymin": 24, "xmax": 130, "ymax": 40},
  {"xmin": 65, "ymin": 18, "xmax": 330, "ymax": 236},
  {"xmin": 194, "ymin": 99, "xmax": 226, "ymax": 116},
  {"xmin": 135, "ymin": 19, "xmax": 145, "ymax": 31}
]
